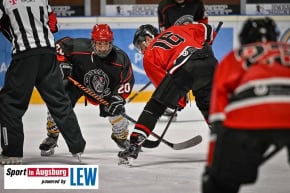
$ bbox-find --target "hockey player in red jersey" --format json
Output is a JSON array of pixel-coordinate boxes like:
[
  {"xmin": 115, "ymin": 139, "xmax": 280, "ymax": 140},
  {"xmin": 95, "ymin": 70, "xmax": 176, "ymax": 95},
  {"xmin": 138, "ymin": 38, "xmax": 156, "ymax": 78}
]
[
  {"xmin": 158, "ymin": 0, "xmax": 208, "ymax": 32},
  {"xmin": 158, "ymin": 0, "xmax": 209, "ymax": 119},
  {"xmin": 39, "ymin": 24, "xmax": 135, "ymax": 156},
  {"xmin": 118, "ymin": 23, "xmax": 218, "ymax": 164},
  {"xmin": 202, "ymin": 17, "xmax": 290, "ymax": 193}
]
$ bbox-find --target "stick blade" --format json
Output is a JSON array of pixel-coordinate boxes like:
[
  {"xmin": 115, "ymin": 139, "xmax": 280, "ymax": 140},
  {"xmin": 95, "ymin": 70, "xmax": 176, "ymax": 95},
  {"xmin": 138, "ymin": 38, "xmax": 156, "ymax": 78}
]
[
  {"xmin": 142, "ymin": 138, "xmax": 160, "ymax": 148},
  {"xmin": 172, "ymin": 135, "xmax": 202, "ymax": 150}
]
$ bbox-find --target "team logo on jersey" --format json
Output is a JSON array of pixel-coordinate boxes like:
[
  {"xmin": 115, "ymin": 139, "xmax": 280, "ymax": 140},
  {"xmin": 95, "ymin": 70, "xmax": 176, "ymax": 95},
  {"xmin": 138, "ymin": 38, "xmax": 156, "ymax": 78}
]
[
  {"xmin": 84, "ymin": 69, "xmax": 111, "ymax": 98},
  {"xmin": 9, "ymin": 0, "xmax": 17, "ymax": 5},
  {"xmin": 174, "ymin": 15, "xmax": 194, "ymax": 25},
  {"xmin": 254, "ymin": 85, "xmax": 268, "ymax": 96}
]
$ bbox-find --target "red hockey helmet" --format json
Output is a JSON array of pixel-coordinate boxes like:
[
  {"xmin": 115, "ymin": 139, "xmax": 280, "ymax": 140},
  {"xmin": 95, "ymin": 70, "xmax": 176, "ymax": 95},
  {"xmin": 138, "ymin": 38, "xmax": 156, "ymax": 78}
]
[
  {"xmin": 91, "ymin": 24, "xmax": 114, "ymax": 57},
  {"xmin": 91, "ymin": 24, "xmax": 113, "ymax": 42}
]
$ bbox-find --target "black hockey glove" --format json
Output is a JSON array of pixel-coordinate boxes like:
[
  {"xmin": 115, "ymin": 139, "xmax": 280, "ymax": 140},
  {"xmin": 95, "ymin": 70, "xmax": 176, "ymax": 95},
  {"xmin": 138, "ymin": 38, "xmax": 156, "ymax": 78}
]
[
  {"xmin": 106, "ymin": 95, "xmax": 125, "ymax": 116},
  {"xmin": 59, "ymin": 62, "xmax": 72, "ymax": 79}
]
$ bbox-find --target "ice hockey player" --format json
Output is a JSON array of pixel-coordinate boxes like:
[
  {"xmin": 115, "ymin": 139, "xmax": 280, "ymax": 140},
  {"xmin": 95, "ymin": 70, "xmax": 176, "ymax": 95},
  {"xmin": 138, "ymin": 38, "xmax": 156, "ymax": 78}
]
[
  {"xmin": 158, "ymin": 0, "xmax": 209, "ymax": 120},
  {"xmin": 202, "ymin": 17, "xmax": 290, "ymax": 193},
  {"xmin": 158, "ymin": 0, "xmax": 208, "ymax": 32},
  {"xmin": 39, "ymin": 24, "xmax": 135, "ymax": 156},
  {"xmin": 118, "ymin": 23, "xmax": 218, "ymax": 165}
]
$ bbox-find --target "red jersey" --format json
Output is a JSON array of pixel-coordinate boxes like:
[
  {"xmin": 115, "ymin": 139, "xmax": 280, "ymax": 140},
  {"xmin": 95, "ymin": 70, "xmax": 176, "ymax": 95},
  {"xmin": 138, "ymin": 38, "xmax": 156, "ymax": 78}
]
[
  {"xmin": 209, "ymin": 42, "xmax": 290, "ymax": 130},
  {"xmin": 143, "ymin": 23, "xmax": 214, "ymax": 88}
]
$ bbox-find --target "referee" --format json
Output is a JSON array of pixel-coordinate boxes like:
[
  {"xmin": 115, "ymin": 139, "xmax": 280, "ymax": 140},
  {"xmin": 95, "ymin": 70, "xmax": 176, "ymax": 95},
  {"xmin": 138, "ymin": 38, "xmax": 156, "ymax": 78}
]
[{"xmin": 0, "ymin": 0, "xmax": 86, "ymax": 164}]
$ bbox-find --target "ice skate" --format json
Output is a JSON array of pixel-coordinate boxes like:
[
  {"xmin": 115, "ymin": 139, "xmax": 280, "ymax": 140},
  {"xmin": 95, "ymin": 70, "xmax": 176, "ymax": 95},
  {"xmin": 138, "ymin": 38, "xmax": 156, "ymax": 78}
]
[
  {"xmin": 0, "ymin": 154, "xmax": 23, "ymax": 165},
  {"xmin": 111, "ymin": 134, "xmax": 130, "ymax": 150},
  {"xmin": 72, "ymin": 152, "xmax": 83, "ymax": 163},
  {"xmin": 39, "ymin": 136, "xmax": 58, "ymax": 156},
  {"xmin": 118, "ymin": 143, "xmax": 141, "ymax": 166}
]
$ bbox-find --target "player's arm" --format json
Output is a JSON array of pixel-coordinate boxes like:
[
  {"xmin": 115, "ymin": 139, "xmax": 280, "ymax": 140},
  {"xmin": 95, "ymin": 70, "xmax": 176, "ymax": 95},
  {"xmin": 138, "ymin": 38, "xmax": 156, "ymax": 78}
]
[
  {"xmin": 116, "ymin": 53, "xmax": 135, "ymax": 100},
  {"xmin": 106, "ymin": 52, "xmax": 135, "ymax": 116},
  {"xmin": 47, "ymin": 4, "xmax": 58, "ymax": 33},
  {"xmin": 55, "ymin": 37, "xmax": 74, "ymax": 79},
  {"xmin": 192, "ymin": 23, "xmax": 215, "ymax": 45},
  {"xmin": 194, "ymin": 0, "xmax": 208, "ymax": 24}
]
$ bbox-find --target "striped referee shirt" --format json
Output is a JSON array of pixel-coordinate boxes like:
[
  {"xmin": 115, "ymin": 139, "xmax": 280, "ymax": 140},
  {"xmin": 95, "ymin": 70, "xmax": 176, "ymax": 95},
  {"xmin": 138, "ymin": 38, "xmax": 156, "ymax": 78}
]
[{"xmin": 0, "ymin": 0, "xmax": 55, "ymax": 55}]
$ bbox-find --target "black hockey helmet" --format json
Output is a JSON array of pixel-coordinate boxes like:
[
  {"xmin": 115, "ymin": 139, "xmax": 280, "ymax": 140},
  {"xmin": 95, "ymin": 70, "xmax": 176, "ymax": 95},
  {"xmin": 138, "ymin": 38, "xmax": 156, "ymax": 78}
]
[
  {"xmin": 133, "ymin": 24, "xmax": 159, "ymax": 52},
  {"xmin": 239, "ymin": 17, "xmax": 279, "ymax": 45}
]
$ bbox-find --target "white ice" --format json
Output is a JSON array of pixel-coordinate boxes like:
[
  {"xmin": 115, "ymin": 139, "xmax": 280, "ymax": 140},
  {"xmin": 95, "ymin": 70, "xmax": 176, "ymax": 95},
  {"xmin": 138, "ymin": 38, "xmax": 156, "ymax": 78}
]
[{"xmin": 0, "ymin": 102, "xmax": 289, "ymax": 193}]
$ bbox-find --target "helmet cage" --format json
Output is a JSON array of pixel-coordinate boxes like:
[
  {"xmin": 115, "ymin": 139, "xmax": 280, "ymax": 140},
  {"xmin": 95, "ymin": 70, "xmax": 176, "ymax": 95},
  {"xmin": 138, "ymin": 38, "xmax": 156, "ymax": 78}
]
[
  {"xmin": 91, "ymin": 24, "xmax": 114, "ymax": 57},
  {"xmin": 133, "ymin": 24, "xmax": 159, "ymax": 53}
]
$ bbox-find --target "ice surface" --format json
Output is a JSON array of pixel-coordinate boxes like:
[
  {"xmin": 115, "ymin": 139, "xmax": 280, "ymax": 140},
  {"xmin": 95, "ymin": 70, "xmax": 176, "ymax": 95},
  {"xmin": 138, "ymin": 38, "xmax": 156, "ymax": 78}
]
[{"xmin": 0, "ymin": 103, "xmax": 289, "ymax": 193}]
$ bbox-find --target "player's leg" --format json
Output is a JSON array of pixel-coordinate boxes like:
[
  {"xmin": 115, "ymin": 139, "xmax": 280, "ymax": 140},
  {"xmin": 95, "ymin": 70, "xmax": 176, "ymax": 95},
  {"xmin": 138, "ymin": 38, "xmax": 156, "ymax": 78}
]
[
  {"xmin": 118, "ymin": 72, "xmax": 191, "ymax": 163},
  {"xmin": 109, "ymin": 115, "xmax": 130, "ymax": 150},
  {"xmin": 202, "ymin": 128, "xmax": 265, "ymax": 193},
  {"xmin": 36, "ymin": 54, "xmax": 86, "ymax": 156},
  {"xmin": 39, "ymin": 111, "xmax": 59, "ymax": 156}
]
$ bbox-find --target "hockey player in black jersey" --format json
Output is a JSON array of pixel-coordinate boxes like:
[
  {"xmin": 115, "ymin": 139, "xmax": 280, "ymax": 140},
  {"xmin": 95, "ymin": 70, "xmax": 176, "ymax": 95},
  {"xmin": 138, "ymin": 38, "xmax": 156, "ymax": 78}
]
[
  {"xmin": 39, "ymin": 24, "xmax": 135, "ymax": 156},
  {"xmin": 158, "ymin": 0, "xmax": 208, "ymax": 32},
  {"xmin": 0, "ymin": 0, "xmax": 86, "ymax": 164}
]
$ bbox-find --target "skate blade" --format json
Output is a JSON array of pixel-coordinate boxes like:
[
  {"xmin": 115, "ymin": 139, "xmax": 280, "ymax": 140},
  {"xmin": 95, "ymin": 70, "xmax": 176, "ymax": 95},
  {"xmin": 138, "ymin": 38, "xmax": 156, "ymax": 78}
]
[
  {"xmin": 40, "ymin": 149, "xmax": 55, "ymax": 157},
  {"xmin": 118, "ymin": 157, "xmax": 134, "ymax": 167},
  {"xmin": 72, "ymin": 153, "xmax": 82, "ymax": 163}
]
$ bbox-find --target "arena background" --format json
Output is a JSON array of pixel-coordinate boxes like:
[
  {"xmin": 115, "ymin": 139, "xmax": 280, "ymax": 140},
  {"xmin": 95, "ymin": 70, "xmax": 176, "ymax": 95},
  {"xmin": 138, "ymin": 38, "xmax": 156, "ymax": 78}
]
[{"xmin": 0, "ymin": 0, "xmax": 289, "ymax": 103}]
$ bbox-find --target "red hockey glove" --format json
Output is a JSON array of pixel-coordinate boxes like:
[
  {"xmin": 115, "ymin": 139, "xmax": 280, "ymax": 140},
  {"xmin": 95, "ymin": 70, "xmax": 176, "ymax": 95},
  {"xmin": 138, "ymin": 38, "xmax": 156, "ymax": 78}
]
[{"xmin": 48, "ymin": 12, "xmax": 58, "ymax": 33}]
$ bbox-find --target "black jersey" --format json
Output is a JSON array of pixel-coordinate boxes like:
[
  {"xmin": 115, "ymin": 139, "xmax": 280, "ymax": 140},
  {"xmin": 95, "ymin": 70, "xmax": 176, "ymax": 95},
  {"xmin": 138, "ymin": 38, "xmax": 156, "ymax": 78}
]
[
  {"xmin": 0, "ymin": 0, "xmax": 55, "ymax": 56},
  {"xmin": 55, "ymin": 37, "xmax": 135, "ymax": 103},
  {"xmin": 158, "ymin": 0, "xmax": 208, "ymax": 31}
]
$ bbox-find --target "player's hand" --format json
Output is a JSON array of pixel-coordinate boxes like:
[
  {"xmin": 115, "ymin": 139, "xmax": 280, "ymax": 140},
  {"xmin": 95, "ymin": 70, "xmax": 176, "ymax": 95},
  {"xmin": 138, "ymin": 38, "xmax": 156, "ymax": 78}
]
[
  {"xmin": 106, "ymin": 95, "xmax": 125, "ymax": 116},
  {"xmin": 59, "ymin": 62, "xmax": 72, "ymax": 79}
]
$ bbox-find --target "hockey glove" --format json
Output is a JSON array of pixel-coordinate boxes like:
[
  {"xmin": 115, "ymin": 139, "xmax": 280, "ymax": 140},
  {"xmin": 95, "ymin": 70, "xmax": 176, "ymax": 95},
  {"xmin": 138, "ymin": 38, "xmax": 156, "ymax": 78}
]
[
  {"xmin": 59, "ymin": 62, "xmax": 72, "ymax": 79},
  {"xmin": 106, "ymin": 95, "xmax": 125, "ymax": 116},
  {"xmin": 48, "ymin": 12, "xmax": 58, "ymax": 33}
]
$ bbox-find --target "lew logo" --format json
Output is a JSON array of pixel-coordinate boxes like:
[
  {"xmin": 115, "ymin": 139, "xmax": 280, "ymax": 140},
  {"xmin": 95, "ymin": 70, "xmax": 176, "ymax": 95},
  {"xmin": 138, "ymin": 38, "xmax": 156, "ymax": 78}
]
[{"xmin": 9, "ymin": 0, "xmax": 17, "ymax": 5}]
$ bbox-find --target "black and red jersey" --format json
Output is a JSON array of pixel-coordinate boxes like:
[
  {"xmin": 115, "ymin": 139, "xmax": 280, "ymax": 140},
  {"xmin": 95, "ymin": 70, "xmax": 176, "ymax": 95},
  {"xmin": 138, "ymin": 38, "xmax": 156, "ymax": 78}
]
[
  {"xmin": 55, "ymin": 37, "xmax": 134, "ymax": 104},
  {"xmin": 209, "ymin": 42, "xmax": 290, "ymax": 130},
  {"xmin": 158, "ymin": 0, "xmax": 208, "ymax": 32}
]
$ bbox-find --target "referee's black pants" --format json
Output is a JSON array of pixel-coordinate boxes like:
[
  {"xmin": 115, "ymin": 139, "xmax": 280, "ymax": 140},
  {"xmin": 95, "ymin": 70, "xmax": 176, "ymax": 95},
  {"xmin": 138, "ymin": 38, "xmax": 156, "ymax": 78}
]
[{"xmin": 0, "ymin": 52, "xmax": 86, "ymax": 157}]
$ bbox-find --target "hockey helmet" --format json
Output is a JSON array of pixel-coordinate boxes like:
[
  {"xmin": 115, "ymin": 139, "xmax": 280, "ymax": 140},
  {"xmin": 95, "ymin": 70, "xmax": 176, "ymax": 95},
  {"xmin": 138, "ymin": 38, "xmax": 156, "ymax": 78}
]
[
  {"xmin": 133, "ymin": 24, "xmax": 159, "ymax": 53},
  {"xmin": 239, "ymin": 17, "xmax": 279, "ymax": 45},
  {"xmin": 91, "ymin": 24, "xmax": 113, "ymax": 57},
  {"xmin": 91, "ymin": 24, "xmax": 113, "ymax": 42}
]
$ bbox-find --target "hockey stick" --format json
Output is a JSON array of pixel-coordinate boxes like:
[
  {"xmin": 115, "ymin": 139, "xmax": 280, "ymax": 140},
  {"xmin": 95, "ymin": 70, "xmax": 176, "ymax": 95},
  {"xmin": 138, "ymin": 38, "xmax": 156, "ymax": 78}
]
[
  {"xmin": 142, "ymin": 108, "xmax": 202, "ymax": 149},
  {"xmin": 142, "ymin": 108, "xmax": 177, "ymax": 148},
  {"xmin": 215, "ymin": 21, "xmax": 223, "ymax": 33},
  {"xmin": 127, "ymin": 81, "xmax": 151, "ymax": 103},
  {"xmin": 67, "ymin": 76, "xmax": 200, "ymax": 150},
  {"xmin": 260, "ymin": 144, "xmax": 284, "ymax": 165}
]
